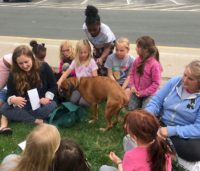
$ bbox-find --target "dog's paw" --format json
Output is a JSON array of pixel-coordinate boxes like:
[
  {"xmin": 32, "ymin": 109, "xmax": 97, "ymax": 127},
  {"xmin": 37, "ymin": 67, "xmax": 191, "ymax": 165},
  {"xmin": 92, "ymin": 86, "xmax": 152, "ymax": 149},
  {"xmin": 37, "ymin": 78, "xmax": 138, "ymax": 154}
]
[
  {"xmin": 99, "ymin": 128, "xmax": 107, "ymax": 132},
  {"xmin": 88, "ymin": 119, "xmax": 95, "ymax": 124}
]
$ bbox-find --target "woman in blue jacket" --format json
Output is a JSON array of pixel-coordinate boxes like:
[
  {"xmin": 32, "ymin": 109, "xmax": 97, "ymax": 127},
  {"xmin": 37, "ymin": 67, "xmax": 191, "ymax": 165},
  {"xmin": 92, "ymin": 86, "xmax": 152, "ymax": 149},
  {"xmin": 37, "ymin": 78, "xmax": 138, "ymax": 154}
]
[{"xmin": 145, "ymin": 60, "xmax": 200, "ymax": 161}]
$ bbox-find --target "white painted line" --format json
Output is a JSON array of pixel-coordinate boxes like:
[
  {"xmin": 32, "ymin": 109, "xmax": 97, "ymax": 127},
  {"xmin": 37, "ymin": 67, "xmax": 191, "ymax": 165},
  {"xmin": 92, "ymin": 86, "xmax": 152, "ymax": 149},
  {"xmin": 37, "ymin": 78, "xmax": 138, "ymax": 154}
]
[
  {"xmin": 34, "ymin": 0, "xmax": 48, "ymax": 5},
  {"xmin": 169, "ymin": 0, "xmax": 183, "ymax": 5},
  {"xmin": 81, "ymin": 0, "xmax": 88, "ymax": 5},
  {"xmin": 1, "ymin": 2, "xmax": 200, "ymax": 12},
  {"xmin": 162, "ymin": 4, "xmax": 200, "ymax": 11},
  {"xmin": 127, "ymin": 0, "xmax": 131, "ymax": 5},
  {"xmin": 142, "ymin": 4, "xmax": 179, "ymax": 9},
  {"xmin": 128, "ymin": 2, "xmax": 166, "ymax": 7}
]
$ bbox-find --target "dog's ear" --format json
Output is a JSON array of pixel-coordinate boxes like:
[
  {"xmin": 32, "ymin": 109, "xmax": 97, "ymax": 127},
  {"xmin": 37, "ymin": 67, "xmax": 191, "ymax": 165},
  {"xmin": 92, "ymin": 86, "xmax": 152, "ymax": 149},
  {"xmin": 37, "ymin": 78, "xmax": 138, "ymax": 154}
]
[
  {"xmin": 60, "ymin": 79, "xmax": 68, "ymax": 91},
  {"xmin": 60, "ymin": 79, "xmax": 74, "ymax": 98},
  {"xmin": 72, "ymin": 77, "xmax": 79, "ymax": 88}
]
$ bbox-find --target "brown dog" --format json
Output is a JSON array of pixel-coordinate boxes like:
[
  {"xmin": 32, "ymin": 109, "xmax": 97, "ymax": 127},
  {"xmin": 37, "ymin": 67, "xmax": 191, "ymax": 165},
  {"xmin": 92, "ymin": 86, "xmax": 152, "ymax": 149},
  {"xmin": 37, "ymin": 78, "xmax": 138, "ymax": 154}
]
[{"xmin": 60, "ymin": 76, "xmax": 128, "ymax": 131}]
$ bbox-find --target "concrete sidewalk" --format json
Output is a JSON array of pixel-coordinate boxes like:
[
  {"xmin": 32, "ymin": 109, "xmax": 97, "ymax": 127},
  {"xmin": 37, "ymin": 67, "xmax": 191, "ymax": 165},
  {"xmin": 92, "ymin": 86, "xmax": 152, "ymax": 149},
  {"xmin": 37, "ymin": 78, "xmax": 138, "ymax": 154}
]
[{"xmin": 0, "ymin": 36, "xmax": 199, "ymax": 84}]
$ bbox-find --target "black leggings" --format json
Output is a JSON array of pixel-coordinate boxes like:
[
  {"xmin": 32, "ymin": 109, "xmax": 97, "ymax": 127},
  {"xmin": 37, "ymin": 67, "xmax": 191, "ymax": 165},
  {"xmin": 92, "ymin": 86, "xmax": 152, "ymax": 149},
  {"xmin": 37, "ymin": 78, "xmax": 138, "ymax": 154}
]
[{"xmin": 171, "ymin": 136, "xmax": 200, "ymax": 161}]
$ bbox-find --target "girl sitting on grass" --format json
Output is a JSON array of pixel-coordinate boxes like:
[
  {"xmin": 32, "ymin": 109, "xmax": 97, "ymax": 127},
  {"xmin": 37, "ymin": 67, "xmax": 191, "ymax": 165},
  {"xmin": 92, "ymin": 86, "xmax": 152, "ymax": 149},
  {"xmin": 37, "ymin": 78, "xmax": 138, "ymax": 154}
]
[
  {"xmin": 57, "ymin": 39, "xmax": 98, "ymax": 106},
  {"xmin": 100, "ymin": 109, "xmax": 173, "ymax": 171},
  {"xmin": 104, "ymin": 37, "xmax": 134, "ymax": 87},
  {"xmin": 0, "ymin": 123, "xmax": 61, "ymax": 171},
  {"xmin": 30, "ymin": 40, "xmax": 47, "ymax": 62},
  {"xmin": 52, "ymin": 138, "xmax": 90, "ymax": 171},
  {"xmin": 58, "ymin": 40, "xmax": 75, "ymax": 74},
  {"xmin": 125, "ymin": 36, "xmax": 162, "ymax": 110},
  {"xmin": 0, "ymin": 45, "xmax": 57, "ymax": 129}
]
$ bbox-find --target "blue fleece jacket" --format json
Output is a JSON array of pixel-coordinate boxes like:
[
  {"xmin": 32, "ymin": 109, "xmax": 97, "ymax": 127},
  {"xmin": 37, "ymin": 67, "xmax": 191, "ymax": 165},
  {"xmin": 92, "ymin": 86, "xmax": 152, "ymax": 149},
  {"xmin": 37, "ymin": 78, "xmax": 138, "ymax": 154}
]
[{"xmin": 145, "ymin": 76, "xmax": 200, "ymax": 139}]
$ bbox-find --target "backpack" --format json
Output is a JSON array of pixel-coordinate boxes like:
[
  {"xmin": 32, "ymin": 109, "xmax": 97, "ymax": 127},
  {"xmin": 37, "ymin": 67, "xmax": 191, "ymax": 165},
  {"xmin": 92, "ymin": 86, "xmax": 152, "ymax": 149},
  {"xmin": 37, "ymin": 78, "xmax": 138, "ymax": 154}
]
[{"xmin": 48, "ymin": 102, "xmax": 88, "ymax": 128}]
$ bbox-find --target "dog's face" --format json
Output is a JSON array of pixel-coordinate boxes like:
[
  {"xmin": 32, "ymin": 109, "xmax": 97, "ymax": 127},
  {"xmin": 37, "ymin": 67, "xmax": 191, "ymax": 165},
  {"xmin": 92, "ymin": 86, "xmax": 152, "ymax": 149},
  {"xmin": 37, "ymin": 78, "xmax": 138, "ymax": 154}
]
[{"xmin": 60, "ymin": 79, "xmax": 75, "ymax": 99}]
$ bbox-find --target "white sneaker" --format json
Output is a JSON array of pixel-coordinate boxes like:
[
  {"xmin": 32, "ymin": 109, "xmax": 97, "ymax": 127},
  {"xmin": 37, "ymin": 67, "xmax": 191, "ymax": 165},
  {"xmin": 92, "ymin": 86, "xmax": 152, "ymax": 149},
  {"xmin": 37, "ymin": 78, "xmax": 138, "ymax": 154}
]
[{"xmin": 178, "ymin": 157, "xmax": 200, "ymax": 171}]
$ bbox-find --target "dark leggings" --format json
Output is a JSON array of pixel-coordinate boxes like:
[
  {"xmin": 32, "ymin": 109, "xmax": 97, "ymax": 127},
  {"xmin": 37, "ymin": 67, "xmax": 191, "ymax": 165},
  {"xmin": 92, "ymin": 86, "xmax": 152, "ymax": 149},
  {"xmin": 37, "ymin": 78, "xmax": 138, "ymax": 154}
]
[
  {"xmin": 0, "ymin": 101, "xmax": 57, "ymax": 123},
  {"xmin": 171, "ymin": 136, "xmax": 200, "ymax": 161}
]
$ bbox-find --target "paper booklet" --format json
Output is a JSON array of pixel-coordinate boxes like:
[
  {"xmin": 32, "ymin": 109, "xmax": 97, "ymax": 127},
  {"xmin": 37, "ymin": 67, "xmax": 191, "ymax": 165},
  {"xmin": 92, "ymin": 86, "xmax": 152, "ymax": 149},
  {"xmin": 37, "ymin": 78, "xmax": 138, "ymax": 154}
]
[
  {"xmin": 18, "ymin": 140, "xmax": 26, "ymax": 150},
  {"xmin": 27, "ymin": 88, "xmax": 40, "ymax": 110}
]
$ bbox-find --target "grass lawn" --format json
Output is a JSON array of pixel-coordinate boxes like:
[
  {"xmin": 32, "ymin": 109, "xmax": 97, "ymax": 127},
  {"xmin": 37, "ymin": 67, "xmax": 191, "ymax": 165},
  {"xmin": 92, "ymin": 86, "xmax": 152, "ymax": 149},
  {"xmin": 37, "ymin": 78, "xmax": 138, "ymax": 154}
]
[{"xmin": 0, "ymin": 104, "xmax": 186, "ymax": 171}]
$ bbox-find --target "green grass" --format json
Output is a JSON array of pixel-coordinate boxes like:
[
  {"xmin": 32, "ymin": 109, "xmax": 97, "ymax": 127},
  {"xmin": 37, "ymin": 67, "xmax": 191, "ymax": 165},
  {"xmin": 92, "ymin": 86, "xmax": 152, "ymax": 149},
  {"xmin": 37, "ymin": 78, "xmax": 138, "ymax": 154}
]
[{"xmin": 0, "ymin": 104, "xmax": 186, "ymax": 171}]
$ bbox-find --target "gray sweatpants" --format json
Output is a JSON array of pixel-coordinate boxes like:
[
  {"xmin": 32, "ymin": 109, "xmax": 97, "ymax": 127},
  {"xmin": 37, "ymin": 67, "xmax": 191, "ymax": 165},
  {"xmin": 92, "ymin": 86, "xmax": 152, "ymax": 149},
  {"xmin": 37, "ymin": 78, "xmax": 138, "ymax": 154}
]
[{"xmin": 70, "ymin": 90, "xmax": 89, "ymax": 107}]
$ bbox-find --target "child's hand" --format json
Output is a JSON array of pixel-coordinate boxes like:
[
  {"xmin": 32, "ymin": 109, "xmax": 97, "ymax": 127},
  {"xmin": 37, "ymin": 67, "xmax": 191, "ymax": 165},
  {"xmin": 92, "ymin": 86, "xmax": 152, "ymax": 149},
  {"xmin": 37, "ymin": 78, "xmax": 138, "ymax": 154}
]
[
  {"xmin": 131, "ymin": 87, "xmax": 140, "ymax": 97},
  {"xmin": 96, "ymin": 58, "xmax": 103, "ymax": 65},
  {"xmin": 12, "ymin": 96, "xmax": 27, "ymax": 108},
  {"xmin": 109, "ymin": 152, "xmax": 122, "ymax": 165},
  {"xmin": 40, "ymin": 97, "xmax": 51, "ymax": 105},
  {"xmin": 130, "ymin": 87, "xmax": 137, "ymax": 93},
  {"xmin": 157, "ymin": 127, "xmax": 168, "ymax": 140},
  {"xmin": 135, "ymin": 91, "xmax": 140, "ymax": 97}
]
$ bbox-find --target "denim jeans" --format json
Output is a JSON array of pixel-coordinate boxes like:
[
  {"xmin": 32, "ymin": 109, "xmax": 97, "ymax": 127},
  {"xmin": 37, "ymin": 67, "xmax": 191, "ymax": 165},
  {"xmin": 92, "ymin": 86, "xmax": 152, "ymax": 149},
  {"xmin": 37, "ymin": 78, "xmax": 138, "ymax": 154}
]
[
  {"xmin": 128, "ymin": 93, "xmax": 151, "ymax": 110},
  {"xmin": 0, "ymin": 89, "xmax": 7, "ymax": 103}
]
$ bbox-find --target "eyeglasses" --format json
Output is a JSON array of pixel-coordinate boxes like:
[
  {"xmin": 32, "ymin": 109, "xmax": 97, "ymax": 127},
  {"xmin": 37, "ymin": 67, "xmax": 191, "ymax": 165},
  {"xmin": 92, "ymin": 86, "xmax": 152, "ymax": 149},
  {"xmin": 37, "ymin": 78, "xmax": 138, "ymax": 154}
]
[{"xmin": 61, "ymin": 49, "xmax": 70, "ymax": 53}]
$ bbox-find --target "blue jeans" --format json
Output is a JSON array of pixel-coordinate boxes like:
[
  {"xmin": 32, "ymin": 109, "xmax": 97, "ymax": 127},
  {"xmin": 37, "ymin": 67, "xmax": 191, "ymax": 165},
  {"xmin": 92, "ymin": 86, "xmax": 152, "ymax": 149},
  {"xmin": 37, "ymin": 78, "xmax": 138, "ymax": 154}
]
[
  {"xmin": 128, "ymin": 94, "xmax": 151, "ymax": 110},
  {"xmin": 0, "ymin": 89, "xmax": 7, "ymax": 104},
  {"xmin": 0, "ymin": 101, "xmax": 57, "ymax": 123}
]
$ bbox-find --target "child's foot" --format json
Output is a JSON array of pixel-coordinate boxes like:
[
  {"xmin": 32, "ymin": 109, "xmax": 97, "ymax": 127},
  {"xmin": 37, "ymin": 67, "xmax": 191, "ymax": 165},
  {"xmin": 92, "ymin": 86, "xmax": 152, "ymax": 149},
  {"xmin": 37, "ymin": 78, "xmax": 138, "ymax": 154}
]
[{"xmin": 0, "ymin": 127, "xmax": 13, "ymax": 135}]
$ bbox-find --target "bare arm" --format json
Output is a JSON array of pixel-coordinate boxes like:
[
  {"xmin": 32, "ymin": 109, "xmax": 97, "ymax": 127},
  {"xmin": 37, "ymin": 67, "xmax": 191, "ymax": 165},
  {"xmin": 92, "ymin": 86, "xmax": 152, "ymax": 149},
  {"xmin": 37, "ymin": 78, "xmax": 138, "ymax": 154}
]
[
  {"xmin": 57, "ymin": 69, "xmax": 72, "ymax": 88},
  {"xmin": 109, "ymin": 152, "xmax": 123, "ymax": 171},
  {"xmin": 107, "ymin": 68, "xmax": 115, "ymax": 81},
  {"xmin": 122, "ymin": 76, "xmax": 130, "ymax": 89},
  {"xmin": 96, "ymin": 43, "xmax": 113, "ymax": 65},
  {"xmin": 92, "ymin": 69, "xmax": 98, "ymax": 77}
]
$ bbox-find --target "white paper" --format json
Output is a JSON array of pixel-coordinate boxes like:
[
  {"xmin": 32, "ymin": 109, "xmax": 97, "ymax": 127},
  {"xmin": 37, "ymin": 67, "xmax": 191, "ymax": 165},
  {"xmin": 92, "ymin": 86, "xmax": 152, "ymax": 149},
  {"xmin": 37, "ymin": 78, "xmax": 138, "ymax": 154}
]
[
  {"xmin": 27, "ymin": 88, "xmax": 40, "ymax": 110},
  {"xmin": 18, "ymin": 140, "xmax": 26, "ymax": 150}
]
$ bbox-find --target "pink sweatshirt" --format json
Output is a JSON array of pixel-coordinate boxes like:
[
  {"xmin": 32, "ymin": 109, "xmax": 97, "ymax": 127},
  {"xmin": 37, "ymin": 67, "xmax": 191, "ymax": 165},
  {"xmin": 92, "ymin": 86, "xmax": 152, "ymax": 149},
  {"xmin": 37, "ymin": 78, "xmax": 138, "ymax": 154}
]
[
  {"xmin": 122, "ymin": 146, "xmax": 172, "ymax": 171},
  {"xmin": 129, "ymin": 56, "xmax": 162, "ymax": 97},
  {"xmin": 0, "ymin": 54, "xmax": 12, "ymax": 89}
]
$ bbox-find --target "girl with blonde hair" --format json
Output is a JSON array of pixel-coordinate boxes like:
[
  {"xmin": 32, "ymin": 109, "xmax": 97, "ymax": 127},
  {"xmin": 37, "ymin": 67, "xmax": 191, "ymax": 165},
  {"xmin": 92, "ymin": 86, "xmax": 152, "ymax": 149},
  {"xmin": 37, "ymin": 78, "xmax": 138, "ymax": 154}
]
[
  {"xmin": 57, "ymin": 39, "xmax": 98, "ymax": 106},
  {"xmin": 146, "ymin": 60, "xmax": 200, "ymax": 162},
  {"xmin": 0, "ymin": 123, "xmax": 61, "ymax": 171},
  {"xmin": 104, "ymin": 37, "xmax": 134, "ymax": 86},
  {"xmin": 58, "ymin": 40, "xmax": 75, "ymax": 74}
]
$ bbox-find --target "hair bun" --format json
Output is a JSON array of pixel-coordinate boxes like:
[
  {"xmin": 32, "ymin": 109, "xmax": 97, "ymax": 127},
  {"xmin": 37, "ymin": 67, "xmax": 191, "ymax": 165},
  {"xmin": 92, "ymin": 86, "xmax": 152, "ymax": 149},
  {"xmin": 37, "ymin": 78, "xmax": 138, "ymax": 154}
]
[
  {"xmin": 85, "ymin": 5, "xmax": 98, "ymax": 17},
  {"xmin": 30, "ymin": 40, "xmax": 38, "ymax": 47}
]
